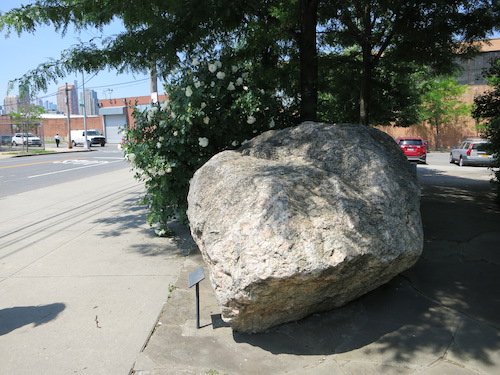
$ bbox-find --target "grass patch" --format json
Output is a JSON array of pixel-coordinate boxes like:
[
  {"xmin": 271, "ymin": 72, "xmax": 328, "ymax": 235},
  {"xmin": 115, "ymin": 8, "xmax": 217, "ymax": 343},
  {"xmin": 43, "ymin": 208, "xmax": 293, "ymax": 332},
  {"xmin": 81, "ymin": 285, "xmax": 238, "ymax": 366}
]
[{"xmin": 7, "ymin": 150, "xmax": 56, "ymax": 156}]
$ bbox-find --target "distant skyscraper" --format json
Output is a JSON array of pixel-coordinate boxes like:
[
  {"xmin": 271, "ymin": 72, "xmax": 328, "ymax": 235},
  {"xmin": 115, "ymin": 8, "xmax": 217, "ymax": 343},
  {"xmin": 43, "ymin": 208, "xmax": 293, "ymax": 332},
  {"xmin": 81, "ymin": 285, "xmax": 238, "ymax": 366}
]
[
  {"xmin": 57, "ymin": 85, "xmax": 79, "ymax": 115},
  {"xmin": 3, "ymin": 94, "xmax": 29, "ymax": 114},
  {"xmin": 79, "ymin": 89, "xmax": 99, "ymax": 116}
]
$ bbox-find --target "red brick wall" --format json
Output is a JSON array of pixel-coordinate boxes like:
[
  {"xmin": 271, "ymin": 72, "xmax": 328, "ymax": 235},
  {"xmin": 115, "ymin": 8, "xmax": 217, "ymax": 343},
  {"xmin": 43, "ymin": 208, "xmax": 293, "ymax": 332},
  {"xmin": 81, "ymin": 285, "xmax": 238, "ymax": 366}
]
[
  {"xmin": 43, "ymin": 117, "xmax": 102, "ymax": 141},
  {"xmin": 376, "ymin": 85, "xmax": 489, "ymax": 150}
]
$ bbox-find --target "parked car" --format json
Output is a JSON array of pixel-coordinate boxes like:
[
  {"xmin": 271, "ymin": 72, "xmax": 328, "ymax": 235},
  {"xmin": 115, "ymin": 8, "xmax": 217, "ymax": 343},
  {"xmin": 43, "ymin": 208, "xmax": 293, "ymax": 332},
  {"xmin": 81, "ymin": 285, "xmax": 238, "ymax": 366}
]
[
  {"xmin": 11, "ymin": 133, "xmax": 42, "ymax": 147},
  {"xmin": 449, "ymin": 139, "xmax": 497, "ymax": 167},
  {"xmin": 395, "ymin": 137, "xmax": 427, "ymax": 163},
  {"xmin": 1, "ymin": 135, "xmax": 12, "ymax": 145}
]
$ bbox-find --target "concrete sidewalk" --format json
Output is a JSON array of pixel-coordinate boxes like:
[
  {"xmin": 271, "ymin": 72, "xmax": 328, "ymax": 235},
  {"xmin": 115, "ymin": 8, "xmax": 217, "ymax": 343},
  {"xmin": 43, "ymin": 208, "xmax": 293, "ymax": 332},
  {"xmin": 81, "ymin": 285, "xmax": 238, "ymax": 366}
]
[
  {"xmin": 0, "ymin": 167, "xmax": 187, "ymax": 374},
  {"xmin": 131, "ymin": 166, "xmax": 500, "ymax": 375}
]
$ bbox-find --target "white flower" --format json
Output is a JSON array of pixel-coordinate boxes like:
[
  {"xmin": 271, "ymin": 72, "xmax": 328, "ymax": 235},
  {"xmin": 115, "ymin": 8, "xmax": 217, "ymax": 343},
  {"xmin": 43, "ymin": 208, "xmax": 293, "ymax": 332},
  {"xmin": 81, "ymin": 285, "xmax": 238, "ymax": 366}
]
[
  {"xmin": 126, "ymin": 153, "xmax": 136, "ymax": 163},
  {"xmin": 247, "ymin": 115, "xmax": 256, "ymax": 124},
  {"xmin": 148, "ymin": 167, "xmax": 156, "ymax": 175},
  {"xmin": 242, "ymin": 72, "xmax": 249, "ymax": 79},
  {"xmin": 160, "ymin": 100, "xmax": 170, "ymax": 111},
  {"xmin": 231, "ymin": 140, "xmax": 239, "ymax": 147},
  {"xmin": 157, "ymin": 169, "xmax": 166, "ymax": 176},
  {"xmin": 166, "ymin": 167, "xmax": 172, "ymax": 173},
  {"xmin": 203, "ymin": 116, "xmax": 210, "ymax": 124},
  {"xmin": 192, "ymin": 58, "xmax": 200, "ymax": 66},
  {"xmin": 156, "ymin": 142, "xmax": 162, "ymax": 149},
  {"xmin": 210, "ymin": 81, "xmax": 215, "ymax": 87},
  {"xmin": 159, "ymin": 136, "xmax": 164, "ymax": 141},
  {"xmin": 198, "ymin": 137, "xmax": 209, "ymax": 147},
  {"xmin": 227, "ymin": 82, "xmax": 235, "ymax": 91},
  {"xmin": 216, "ymin": 71, "xmax": 225, "ymax": 80},
  {"xmin": 170, "ymin": 112, "xmax": 176, "ymax": 118},
  {"xmin": 147, "ymin": 106, "xmax": 159, "ymax": 121},
  {"xmin": 232, "ymin": 65, "xmax": 238, "ymax": 73},
  {"xmin": 243, "ymin": 86, "xmax": 249, "ymax": 91},
  {"xmin": 208, "ymin": 63, "xmax": 217, "ymax": 73},
  {"xmin": 194, "ymin": 80, "xmax": 201, "ymax": 89},
  {"xmin": 185, "ymin": 86, "xmax": 193, "ymax": 97},
  {"xmin": 215, "ymin": 60, "xmax": 222, "ymax": 68},
  {"xmin": 235, "ymin": 77, "xmax": 244, "ymax": 86},
  {"xmin": 200, "ymin": 102, "xmax": 207, "ymax": 109},
  {"xmin": 173, "ymin": 131, "xmax": 178, "ymax": 136},
  {"xmin": 269, "ymin": 118, "xmax": 275, "ymax": 128}
]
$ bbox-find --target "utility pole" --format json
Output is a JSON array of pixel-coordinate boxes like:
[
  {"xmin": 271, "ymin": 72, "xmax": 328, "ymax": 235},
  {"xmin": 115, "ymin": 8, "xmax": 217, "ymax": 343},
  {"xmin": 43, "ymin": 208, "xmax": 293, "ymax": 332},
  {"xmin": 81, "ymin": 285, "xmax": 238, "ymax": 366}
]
[
  {"xmin": 66, "ymin": 83, "xmax": 73, "ymax": 148},
  {"xmin": 150, "ymin": 63, "xmax": 158, "ymax": 103},
  {"xmin": 82, "ymin": 71, "xmax": 89, "ymax": 149}
]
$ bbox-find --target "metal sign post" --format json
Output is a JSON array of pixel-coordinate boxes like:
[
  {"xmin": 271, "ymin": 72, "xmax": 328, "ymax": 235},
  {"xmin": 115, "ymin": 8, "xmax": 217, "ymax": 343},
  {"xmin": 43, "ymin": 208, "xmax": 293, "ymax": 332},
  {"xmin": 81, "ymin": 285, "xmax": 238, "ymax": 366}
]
[{"xmin": 188, "ymin": 267, "xmax": 205, "ymax": 329}]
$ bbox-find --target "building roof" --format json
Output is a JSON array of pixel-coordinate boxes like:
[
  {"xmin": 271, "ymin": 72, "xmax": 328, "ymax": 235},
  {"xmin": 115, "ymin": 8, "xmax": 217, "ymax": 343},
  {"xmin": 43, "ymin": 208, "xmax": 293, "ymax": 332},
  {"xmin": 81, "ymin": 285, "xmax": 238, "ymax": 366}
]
[{"xmin": 479, "ymin": 38, "xmax": 500, "ymax": 52}]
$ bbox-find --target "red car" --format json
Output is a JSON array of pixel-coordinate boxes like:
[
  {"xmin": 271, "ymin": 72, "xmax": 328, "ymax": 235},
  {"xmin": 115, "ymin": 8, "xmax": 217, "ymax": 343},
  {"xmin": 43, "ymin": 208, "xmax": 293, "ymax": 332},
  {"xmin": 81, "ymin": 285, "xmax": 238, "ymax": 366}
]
[{"xmin": 395, "ymin": 137, "xmax": 427, "ymax": 163}]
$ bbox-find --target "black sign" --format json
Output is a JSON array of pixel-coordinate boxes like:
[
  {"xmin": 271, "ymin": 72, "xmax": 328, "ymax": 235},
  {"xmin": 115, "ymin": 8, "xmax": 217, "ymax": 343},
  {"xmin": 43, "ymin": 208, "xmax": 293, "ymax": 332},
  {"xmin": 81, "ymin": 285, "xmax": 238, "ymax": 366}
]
[{"xmin": 188, "ymin": 267, "xmax": 205, "ymax": 288}]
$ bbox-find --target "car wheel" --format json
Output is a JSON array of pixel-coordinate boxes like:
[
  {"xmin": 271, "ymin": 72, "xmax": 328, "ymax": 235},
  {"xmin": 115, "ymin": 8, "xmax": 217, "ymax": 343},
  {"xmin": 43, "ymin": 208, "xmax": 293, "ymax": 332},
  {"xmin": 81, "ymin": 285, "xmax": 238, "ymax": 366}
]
[
  {"xmin": 87, "ymin": 141, "xmax": 92, "ymax": 148},
  {"xmin": 12, "ymin": 141, "xmax": 17, "ymax": 146},
  {"xmin": 459, "ymin": 156, "xmax": 464, "ymax": 167},
  {"xmin": 101, "ymin": 143, "xmax": 105, "ymax": 147},
  {"xmin": 449, "ymin": 153, "xmax": 455, "ymax": 163}
]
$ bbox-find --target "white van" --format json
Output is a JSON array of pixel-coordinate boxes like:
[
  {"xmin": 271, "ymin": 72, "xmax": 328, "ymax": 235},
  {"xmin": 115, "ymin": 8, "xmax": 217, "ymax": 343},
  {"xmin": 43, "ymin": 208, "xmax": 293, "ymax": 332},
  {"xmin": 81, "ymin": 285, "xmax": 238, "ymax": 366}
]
[{"xmin": 70, "ymin": 129, "xmax": 106, "ymax": 147}]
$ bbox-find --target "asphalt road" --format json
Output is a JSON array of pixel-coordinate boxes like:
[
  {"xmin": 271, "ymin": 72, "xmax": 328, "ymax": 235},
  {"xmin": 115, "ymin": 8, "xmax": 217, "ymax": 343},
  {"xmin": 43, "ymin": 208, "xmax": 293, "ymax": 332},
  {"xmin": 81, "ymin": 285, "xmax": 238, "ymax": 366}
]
[
  {"xmin": 416, "ymin": 152, "xmax": 496, "ymax": 192},
  {"xmin": 0, "ymin": 145, "xmax": 128, "ymax": 198}
]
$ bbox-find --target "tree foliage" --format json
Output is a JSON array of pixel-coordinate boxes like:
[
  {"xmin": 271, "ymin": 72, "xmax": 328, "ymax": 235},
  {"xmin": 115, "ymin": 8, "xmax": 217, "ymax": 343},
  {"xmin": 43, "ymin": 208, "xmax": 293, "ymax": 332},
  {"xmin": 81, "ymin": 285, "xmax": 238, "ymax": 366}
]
[
  {"xmin": 419, "ymin": 77, "xmax": 470, "ymax": 150},
  {"xmin": 10, "ymin": 104, "xmax": 46, "ymax": 152},
  {"xmin": 473, "ymin": 57, "xmax": 500, "ymax": 202},
  {"xmin": 1, "ymin": 0, "xmax": 498, "ymax": 123}
]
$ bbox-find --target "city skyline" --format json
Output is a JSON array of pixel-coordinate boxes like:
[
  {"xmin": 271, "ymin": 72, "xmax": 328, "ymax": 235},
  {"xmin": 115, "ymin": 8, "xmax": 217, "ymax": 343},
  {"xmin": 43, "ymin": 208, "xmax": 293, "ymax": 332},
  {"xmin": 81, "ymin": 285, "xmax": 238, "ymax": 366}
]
[{"xmin": 0, "ymin": 0, "xmax": 152, "ymax": 107}]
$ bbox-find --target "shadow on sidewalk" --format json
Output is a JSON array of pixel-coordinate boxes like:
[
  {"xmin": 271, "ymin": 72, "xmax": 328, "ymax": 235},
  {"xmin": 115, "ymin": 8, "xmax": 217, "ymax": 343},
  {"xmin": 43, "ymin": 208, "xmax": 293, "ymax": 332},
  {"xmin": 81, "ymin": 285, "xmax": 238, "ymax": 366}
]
[{"xmin": 0, "ymin": 303, "xmax": 66, "ymax": 335}]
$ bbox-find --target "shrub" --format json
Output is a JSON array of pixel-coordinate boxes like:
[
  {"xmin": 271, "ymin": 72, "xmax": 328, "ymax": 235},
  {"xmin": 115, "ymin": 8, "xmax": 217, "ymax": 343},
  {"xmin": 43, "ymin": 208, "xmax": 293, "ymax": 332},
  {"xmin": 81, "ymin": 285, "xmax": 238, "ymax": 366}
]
[{"xmin": 122, "ymin": 58, "xmax": 296, "ymax": 235}]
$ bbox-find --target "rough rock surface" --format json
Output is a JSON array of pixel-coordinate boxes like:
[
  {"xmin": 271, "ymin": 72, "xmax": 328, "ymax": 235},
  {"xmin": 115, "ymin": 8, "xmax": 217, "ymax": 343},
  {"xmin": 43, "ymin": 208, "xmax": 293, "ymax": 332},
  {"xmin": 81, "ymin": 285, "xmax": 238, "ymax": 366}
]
[{"xmin": 187, "ymin": 122, "xmax": 423, "ymax": 333}]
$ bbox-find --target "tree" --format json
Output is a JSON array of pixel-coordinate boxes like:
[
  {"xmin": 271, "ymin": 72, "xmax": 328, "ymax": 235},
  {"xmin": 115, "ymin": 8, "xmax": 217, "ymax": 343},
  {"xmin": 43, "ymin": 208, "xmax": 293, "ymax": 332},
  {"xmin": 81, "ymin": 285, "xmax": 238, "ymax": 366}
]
[
  {"xmin": 419, "ymin": 77, "xmax": 470, "ymax": 150},
  {"xmin": 473, "ymin": 57, "xmax": 500, "ymax": 203},
  {"xmin": 0, "ymin": 0, "xmax": 497, "ymax": 124},
  {"xmin": 10, "ymin": 104, "xmax": 45, "ymax": 152}
]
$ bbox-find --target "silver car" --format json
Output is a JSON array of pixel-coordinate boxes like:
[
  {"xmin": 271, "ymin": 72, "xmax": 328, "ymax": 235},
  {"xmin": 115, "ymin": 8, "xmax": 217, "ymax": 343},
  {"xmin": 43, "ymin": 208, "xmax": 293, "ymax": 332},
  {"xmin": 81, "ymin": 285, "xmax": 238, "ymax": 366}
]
[{"xmin": 449, "ymin": 139, "xmax": 497, "ymax": 167}]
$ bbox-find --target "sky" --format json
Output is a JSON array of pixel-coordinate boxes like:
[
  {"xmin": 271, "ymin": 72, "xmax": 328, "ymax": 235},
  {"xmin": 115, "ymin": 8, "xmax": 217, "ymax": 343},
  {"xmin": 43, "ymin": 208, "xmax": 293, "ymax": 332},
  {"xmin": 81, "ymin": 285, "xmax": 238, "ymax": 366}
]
[{"xmin": 0, "ymin": 0, "xmax": 154, "ymax": 106}]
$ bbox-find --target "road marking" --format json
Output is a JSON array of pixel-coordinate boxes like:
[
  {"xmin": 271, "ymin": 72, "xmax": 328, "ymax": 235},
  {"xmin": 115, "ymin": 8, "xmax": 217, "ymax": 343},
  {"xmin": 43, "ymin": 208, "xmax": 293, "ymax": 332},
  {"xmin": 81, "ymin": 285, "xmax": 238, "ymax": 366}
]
[
  {"xmin": 28, "ymin": 160, "xmax": 122, "ymax": 178},
  {"xmin": 0, "ymin": 157, "xmax": 88, "ymax": 170},
  {"xmin": 53, "ymin": 159, "xmax": 109, "ymax": 165}
]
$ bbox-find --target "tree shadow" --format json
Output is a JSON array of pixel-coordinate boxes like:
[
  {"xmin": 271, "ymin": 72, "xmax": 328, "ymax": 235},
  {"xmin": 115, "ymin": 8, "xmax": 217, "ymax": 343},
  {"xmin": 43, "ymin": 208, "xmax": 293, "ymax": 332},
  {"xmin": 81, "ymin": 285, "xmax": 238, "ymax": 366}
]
[
  {"xmin": 92, "ymin": 197, "xmax": 151, "ymax": 238},
  {"xmin": 0, "ymin": 303, "xmax": 66, "ymax": 335}
]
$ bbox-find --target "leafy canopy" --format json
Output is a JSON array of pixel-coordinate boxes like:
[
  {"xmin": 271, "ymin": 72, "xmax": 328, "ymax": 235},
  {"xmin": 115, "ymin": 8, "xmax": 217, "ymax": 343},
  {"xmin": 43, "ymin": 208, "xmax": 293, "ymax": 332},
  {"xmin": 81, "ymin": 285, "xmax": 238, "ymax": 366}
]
[
  {"xmin": 473, "ymin": 57, "xmax": 500, "ymax": 202},
  {"xmin": 1, "ymin": 0, "xmax": 498, "ymax": 123}
]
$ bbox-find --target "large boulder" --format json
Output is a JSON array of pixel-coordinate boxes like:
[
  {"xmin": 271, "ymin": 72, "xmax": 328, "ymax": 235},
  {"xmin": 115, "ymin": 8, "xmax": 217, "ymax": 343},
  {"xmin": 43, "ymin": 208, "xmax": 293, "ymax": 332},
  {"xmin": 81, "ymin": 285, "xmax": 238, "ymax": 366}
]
[{"xmin": 187, "ymin": 122, "xmax": 423, "ymax": 333}]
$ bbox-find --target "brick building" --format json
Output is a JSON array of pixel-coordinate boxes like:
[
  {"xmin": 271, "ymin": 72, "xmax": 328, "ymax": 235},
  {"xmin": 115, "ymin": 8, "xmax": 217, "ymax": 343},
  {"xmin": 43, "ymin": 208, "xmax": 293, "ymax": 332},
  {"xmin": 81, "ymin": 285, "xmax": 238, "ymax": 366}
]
[{"xmin": 378, "ymin": 38, "xmax": 500, "ymax": 149}]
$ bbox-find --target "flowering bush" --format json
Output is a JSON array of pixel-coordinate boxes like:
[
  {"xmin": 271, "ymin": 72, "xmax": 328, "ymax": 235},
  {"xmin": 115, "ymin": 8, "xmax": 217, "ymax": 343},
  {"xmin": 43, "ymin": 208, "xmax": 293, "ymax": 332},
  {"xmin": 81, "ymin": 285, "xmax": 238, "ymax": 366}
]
[{"xmin": 122, "ymin": 58, "xmax": 296, "ymax": 235}]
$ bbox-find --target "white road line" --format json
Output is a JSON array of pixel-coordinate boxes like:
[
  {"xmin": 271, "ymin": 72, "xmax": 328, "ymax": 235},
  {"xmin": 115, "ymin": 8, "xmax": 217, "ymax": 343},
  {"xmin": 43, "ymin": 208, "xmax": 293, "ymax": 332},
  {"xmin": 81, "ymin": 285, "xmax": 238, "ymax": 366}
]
[{"xmin": 28, "ymin": 160, "xmax": 122, "ymax": 178}]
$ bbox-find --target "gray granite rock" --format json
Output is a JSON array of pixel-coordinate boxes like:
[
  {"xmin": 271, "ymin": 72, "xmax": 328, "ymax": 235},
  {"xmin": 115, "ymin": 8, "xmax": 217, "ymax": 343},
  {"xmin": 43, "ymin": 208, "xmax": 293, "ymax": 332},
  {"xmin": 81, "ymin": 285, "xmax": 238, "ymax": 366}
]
[{"xmin": 187, "ymin": 122, "xmax": 423, "ymax": 333}]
